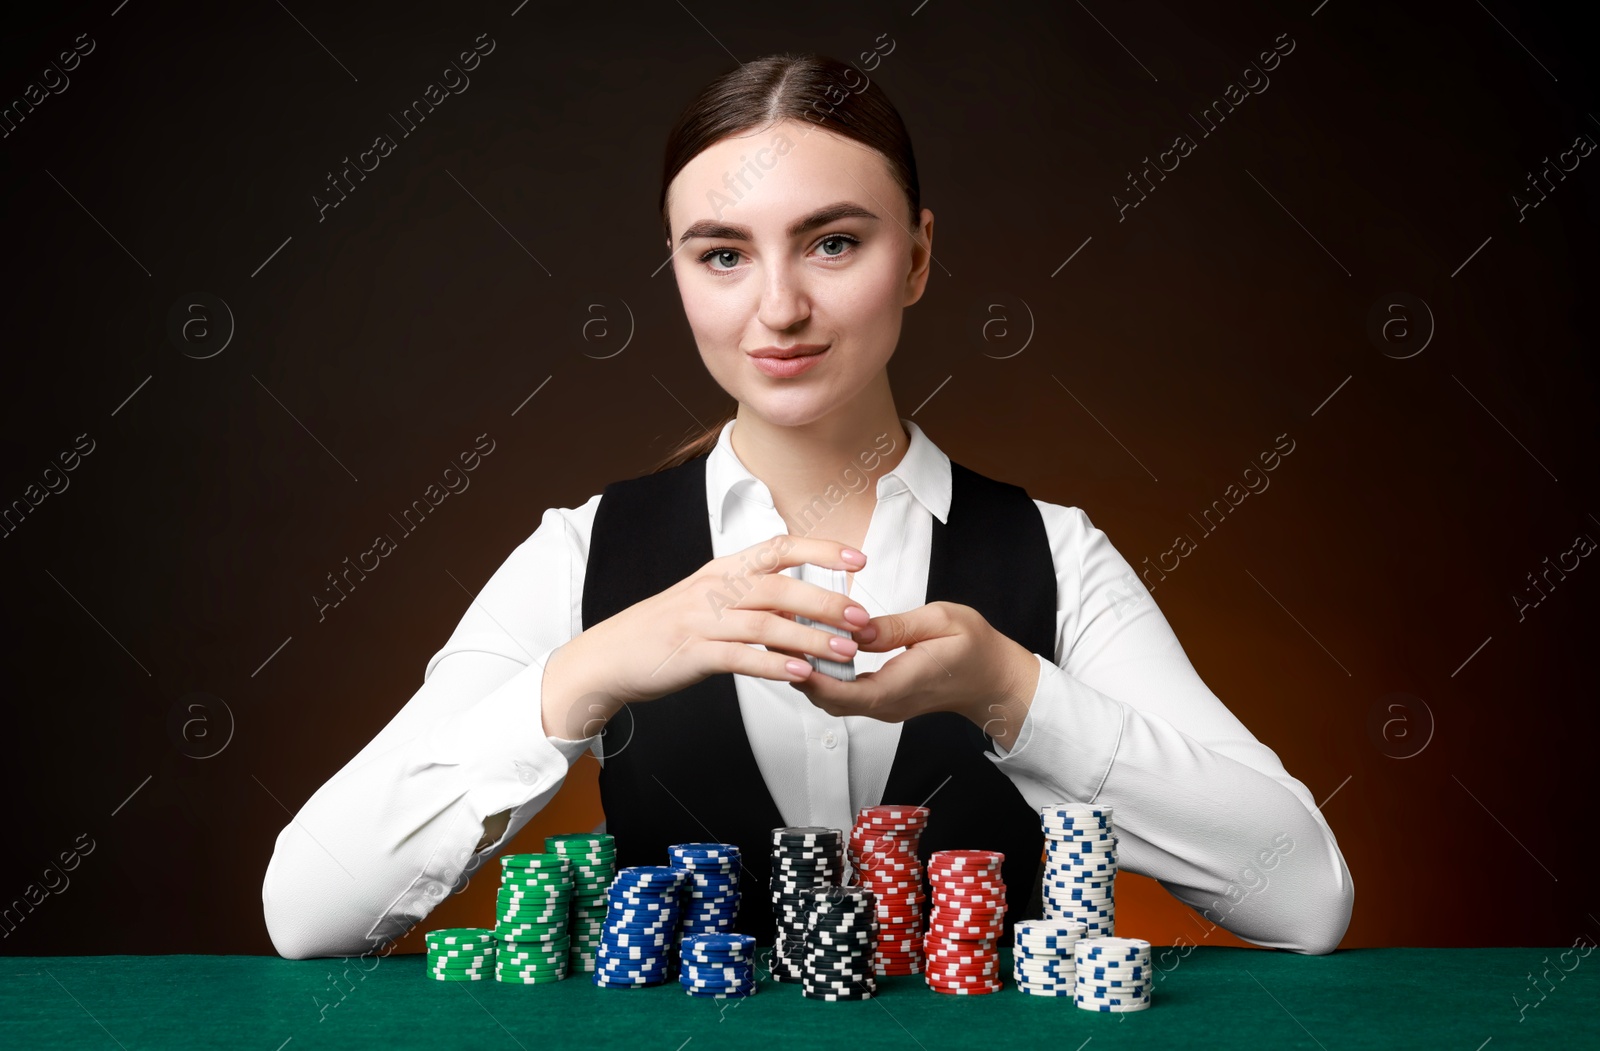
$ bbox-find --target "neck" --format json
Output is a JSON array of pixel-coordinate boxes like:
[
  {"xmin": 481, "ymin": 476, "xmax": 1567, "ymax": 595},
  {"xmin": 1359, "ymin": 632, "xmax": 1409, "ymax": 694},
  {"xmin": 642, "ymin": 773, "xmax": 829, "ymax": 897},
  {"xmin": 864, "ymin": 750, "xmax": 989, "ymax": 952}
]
[{"xmin": 728, "ymin": 377, "xmax": 910, "ymax": 537}]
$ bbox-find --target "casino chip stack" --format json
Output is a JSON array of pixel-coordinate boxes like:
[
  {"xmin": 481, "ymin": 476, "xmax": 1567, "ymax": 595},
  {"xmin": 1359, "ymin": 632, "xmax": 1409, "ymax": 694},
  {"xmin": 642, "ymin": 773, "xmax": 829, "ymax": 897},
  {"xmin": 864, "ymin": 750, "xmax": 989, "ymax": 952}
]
[
  {"xmin": 495, "ymin": 853, "xmax": 573, "ymax": 983},
  {"xmin": 922, "ymin": 850, "xmax": 1007, "ymax": 995},
  {"xmin": 426, "ymin": 927, "xmax": 496, "ymax": 981},
  {"xmin": 669, "ymin": 843, "xmax": 742, "ymax": 950},
  {"xmin": 545, "ymin": 833, "xmax": 616, "ymax": 973},
  {"xmin": 847, "ymin": 805, "xmax": 929, "ymax": 976},
  {"xmin": 593, "ymin": 865, "xmax": 685, "ymax": 988},
  {"xmin": 1040, "ymin": 804, "xmax": 1117, "ymax": 938},
  {"xmin": 1074, "ymin": 936, "xmax": 1152, "ymax": 1012},
  {"xmin": 800, "ymin": 886, "xmax": 879, "ymax": 1001},
  {"xmin": 679, "ymin": 932, "xmax": 759, "ymax": 998},
  {"xmin": 1011, "ymin": 919, "xmax": 1086, "ymax": 996},
  {"xmin": 769, "ymin": 827, "xmax": 844, "ymax": 983}
]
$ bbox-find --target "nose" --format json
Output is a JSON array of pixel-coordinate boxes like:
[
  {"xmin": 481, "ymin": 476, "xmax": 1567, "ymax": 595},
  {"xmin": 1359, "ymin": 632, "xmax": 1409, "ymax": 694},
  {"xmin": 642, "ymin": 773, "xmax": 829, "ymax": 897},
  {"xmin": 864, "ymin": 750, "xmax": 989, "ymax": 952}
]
[{"xmin": 756, "ymin": 258, "xmax": 810, "ymax": 332}]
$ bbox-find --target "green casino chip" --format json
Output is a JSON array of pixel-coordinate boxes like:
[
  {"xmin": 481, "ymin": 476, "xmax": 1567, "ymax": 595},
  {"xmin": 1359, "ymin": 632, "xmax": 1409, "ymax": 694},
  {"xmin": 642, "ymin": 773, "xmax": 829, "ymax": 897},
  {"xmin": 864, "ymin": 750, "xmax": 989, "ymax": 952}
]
[
  {"xmin": 500, "ymin": 852, "xmax": 570, "ymax": 870},
  {"xmin": 499, "ymin": 933, "xmax": 572, "ymax": 947},
  {"xmin": 498, "ymin": 887, "xmax": 573, "ymax": 901},
  {"xmin": 496, "ymin": 960, "xmax": 569, "ymax": 974},
  {"xmin": 498, "ymin": 955, "xmax": 571, "ymax": 967},
  {"xmin": 546, "ymin": 834, "xmax": 614, "ymax": 853},
  {"xmin": 500, "ymin": 872, "xmax": 572, "ymax": 885},
  {"xmin": 425, "ymin": 927, "xmax": 495, "ymax": 948}
]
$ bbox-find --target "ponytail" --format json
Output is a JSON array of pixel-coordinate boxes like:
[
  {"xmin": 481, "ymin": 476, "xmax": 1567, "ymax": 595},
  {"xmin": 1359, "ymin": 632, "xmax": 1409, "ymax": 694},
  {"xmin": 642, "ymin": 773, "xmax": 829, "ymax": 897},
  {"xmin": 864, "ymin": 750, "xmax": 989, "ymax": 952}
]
[{"xmin": 650, "ymin": 408, "xmax": 738, "ymax": 473}]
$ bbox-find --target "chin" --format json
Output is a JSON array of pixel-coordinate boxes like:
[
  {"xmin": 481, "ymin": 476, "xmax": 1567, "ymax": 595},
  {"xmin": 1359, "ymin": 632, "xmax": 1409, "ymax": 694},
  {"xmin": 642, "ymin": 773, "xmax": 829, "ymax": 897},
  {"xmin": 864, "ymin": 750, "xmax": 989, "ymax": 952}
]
[{"xmin": 738, "ymin": 389, "xmax": 842, "ymax": 428}]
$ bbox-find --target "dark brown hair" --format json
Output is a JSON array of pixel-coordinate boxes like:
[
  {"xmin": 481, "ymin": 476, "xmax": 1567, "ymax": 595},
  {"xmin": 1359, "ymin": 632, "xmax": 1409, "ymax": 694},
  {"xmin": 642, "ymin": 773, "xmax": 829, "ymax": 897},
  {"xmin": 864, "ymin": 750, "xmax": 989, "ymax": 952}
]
[{"xmin": 650, "ymin": 52, "xmax": 922, "ymax": 474}]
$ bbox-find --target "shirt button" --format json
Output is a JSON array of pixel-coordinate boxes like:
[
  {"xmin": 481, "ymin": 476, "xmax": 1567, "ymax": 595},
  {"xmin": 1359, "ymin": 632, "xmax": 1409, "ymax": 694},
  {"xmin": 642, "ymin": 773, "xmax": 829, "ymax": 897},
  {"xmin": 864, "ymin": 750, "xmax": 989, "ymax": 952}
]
[{"xmin": 822, "ymin": 731, "xmax": 838, "ymax": 749}]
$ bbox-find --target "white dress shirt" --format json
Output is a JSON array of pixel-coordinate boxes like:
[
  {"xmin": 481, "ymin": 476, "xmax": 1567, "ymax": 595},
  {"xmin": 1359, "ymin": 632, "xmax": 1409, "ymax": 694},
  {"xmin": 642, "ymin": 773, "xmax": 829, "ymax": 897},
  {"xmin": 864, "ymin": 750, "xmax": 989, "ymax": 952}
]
[{"xmin": 262, "ymin": 417, "xmax": 1354, "ymax": 960}]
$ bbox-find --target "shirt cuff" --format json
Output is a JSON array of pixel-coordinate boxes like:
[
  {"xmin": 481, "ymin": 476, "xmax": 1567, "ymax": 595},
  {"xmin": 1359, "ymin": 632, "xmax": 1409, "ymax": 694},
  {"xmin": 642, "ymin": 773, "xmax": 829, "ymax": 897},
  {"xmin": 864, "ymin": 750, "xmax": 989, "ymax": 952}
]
[
  {"xmin": 987, "ymin": 653, "xmax": 1126, "ymax": 802},
  {"xmin": 421, "ymin": 646, "xmax": 600, "ymax": 822}
]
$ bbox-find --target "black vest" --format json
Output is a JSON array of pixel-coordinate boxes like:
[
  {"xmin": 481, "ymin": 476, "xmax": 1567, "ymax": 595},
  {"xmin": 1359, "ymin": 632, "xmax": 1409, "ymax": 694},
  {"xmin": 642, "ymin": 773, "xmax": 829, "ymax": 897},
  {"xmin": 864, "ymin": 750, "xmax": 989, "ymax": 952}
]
[{"xmin": 583, "ymin": 451, "xmax": 1056, "ymax": 945}]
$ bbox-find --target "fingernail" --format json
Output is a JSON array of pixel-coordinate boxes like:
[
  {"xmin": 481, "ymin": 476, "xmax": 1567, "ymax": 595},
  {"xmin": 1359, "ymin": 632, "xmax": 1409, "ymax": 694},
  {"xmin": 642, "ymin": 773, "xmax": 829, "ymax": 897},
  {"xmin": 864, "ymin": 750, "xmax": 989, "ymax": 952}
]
[
  {"xmin": 841, "ymin": 548, "xmax": 865, "ymax": 563},
  {"xmin": 855, "ymin": 624, "xmax": 878, "ymax": 644},
  {"xmin": 844, "ymin": 605, "xmax": 871, "ymax": 626},
  {"xmin": 785, "ymin": 660, "xmax": 812, "ymax": 677},
  {"xmin": 829, "ymin": 636, "xmax": 858, "ymax": 657}
]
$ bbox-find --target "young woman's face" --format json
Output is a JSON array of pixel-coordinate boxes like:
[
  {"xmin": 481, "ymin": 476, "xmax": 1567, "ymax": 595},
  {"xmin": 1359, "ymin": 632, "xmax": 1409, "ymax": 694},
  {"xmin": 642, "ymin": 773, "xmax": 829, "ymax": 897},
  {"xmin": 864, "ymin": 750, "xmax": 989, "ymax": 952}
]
[{"xmin": 665, "ymin": 118, "xmax": 933, "ymax": 428}]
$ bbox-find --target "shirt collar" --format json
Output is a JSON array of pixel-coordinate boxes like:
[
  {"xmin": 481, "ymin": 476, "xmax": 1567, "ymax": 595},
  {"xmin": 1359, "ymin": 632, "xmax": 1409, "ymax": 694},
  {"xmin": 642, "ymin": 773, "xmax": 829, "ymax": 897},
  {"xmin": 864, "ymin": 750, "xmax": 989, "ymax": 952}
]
[{"xmin": 706, "ymin": 416, "xmax": 952, "ymax": 535}]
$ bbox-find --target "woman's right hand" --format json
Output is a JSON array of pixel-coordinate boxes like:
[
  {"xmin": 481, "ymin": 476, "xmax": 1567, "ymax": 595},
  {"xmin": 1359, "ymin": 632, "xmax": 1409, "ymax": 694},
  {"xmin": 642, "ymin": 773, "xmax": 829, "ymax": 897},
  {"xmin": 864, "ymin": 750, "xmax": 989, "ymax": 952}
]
[{"xmin": 540, "ymin": 535, "xmax": 870, "ymax": 740}]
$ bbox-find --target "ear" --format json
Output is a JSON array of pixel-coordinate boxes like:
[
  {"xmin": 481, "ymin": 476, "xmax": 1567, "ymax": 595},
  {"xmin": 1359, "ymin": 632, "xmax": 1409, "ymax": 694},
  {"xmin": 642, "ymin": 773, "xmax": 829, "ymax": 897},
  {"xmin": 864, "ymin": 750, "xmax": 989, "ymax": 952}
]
[{"xmin": 904, "ymin": 207, "xmax": 935, "ymax": 307}]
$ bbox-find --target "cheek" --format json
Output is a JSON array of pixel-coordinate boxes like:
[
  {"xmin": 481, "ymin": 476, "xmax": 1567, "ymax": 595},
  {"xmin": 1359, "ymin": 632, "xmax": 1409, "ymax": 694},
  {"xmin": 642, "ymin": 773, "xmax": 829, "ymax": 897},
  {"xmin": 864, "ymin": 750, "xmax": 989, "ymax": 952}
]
[
  {"xmin": 677, "ymin": 275, "xmax": 744, "ymax": 343},
  {"xmin": 833, "ymin": 261, "xmax": 905, "ymax": 343}
]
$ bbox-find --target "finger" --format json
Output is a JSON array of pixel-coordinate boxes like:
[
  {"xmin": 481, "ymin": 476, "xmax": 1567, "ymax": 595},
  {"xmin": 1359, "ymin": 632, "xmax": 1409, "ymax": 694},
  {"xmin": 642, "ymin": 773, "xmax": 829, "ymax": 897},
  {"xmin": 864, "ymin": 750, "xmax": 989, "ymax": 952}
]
[
  {"xmin": 854, "ymin": 609, "xmax": 923, "ymax": 652},
  {"xmin": 705, "ymin": 608, "xmax": 860, "ymax": 665},
  {"xmin": 701, "ymin": 639, "xmax": 815, "ymax": 684},
  {"xmin": 789, "ymin": 666, "xmax": 886, "ymax": 719},
  {"xmin": 737, "ymin": 573, "xmax": 870, "ymax": 637},
  {"xmin": 728, "ymin": 534, "xmax": 866, "ymax": 580},
  {"xmin": 858, "ymin": 604, "xmax": 965, "ymax": 653}
]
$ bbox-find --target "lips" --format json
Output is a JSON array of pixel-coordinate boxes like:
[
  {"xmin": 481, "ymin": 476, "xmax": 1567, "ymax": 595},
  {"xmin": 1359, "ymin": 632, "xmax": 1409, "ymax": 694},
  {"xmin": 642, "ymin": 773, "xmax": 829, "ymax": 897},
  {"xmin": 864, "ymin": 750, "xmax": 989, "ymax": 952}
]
[
  {"xmin": 747, "ymin": 344, "xmax": 829, "ymax": 359},
  {"xmin": 748, "ymin": 346, "xmax": 829, "ymax": 378}
]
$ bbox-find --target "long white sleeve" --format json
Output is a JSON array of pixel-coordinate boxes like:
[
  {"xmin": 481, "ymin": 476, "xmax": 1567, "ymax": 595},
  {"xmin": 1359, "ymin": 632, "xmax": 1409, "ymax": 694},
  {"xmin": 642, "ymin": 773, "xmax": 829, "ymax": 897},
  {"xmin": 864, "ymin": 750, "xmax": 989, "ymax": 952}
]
[
  {"xmin": 262, "ymin": 501, "xmax": 601, "ymax": 960},
  {"xmin": 988, "ymin": 504, "xmax": 1354, "ymax": 955}
]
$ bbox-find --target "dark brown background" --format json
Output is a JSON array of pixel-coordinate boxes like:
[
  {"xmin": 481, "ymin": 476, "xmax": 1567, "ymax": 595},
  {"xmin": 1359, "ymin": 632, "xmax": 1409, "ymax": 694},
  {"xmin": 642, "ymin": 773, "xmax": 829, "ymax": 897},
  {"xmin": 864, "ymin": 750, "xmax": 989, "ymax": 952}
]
[{"xmin": 2, "ymin": 0, "xmax": 1595, "ymax": 957}]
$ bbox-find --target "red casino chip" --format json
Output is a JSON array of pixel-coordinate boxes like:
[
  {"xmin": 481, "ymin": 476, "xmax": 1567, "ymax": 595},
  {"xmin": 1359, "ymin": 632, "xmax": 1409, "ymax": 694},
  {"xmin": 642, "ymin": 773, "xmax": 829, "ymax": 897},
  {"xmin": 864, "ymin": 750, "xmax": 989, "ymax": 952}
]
[
  {"xmin": 924, "ymin": 957, "xmax": 1000, "ymax": 974},
  {"xmin": 928, "ymin": 972, "xmax": 998, "ymax": 991},
  {"xmin": 875, "ymin": 900, "xmax": 925, "ymax": 914},
  {"xmin": 874, "ymin": 944, "xmax": 926, "ymax": 957},
  {"xmin": 927, "ymin": 869, "xmax": 1005, "ymax": 885},
  {"xmin": 929, "ymin": 905, "xmax": 1006, "ymax": 921},
  {"xmin": 928, "ymin": 849, "xmax": 1001, "ymax": 862},
  {"xmin": 855, "ymin": 854, "xmax": 917, "ymax": 868},
  {"xmin": 928, "ymin": 883, "xmax": 998, "ymax": 895},
  {"xmin": 876, "ymin": 914, "xmax": 925, "ymax": 928},
  {"xmin": 927, "ymin": 972, "xmax": 1005, "ymax": 989},
  {"xmin": 927, "ymin": 922, "xmax": 1003, "ymax": 939},
  {"xmin": 931, "ymin": 894, "xmax": 1006, "ymax": 909},
  {"xmin": 924, "ymin": 945, "xmax": 999, "ymax": 961},
  {"xmin": 874, "ymin": 956, "xmax": 926, "ymax": 970},
  {"xmin": 931, "ymin": 884, "xmax": 1004, "ymax": 895},
  {"xmin": 928, "ymin": 861, "xmax": 1002, "ymax": 872},
  {"xmin": 857, "ymin": 805, "xmax": 929, "ymax": 822},
  {"xmin": 863, "ymin": 875, "xmax": 923, "ymax": 889}
]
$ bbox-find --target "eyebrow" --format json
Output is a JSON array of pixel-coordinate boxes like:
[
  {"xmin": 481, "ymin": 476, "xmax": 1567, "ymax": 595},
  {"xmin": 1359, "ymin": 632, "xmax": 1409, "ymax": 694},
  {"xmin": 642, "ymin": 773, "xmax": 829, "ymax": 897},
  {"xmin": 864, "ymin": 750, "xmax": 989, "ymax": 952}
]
[{"xmin": 677, "ymin": 201, "xmax": 881, "ymax": 246}]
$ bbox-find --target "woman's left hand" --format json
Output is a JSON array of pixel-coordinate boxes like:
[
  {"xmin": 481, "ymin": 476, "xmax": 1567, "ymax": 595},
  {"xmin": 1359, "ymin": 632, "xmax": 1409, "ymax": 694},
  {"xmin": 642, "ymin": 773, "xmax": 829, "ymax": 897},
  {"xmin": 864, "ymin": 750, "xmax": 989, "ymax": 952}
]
[{"xmin": 783, "ymin": 601, "xmax": 1042, "ymax": 747}]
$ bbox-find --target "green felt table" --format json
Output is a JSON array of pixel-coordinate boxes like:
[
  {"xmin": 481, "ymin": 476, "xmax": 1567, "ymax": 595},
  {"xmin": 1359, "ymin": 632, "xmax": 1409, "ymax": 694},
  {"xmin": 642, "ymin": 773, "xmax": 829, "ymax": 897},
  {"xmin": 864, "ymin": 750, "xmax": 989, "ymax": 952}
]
[{"xmin": 3, "ymin": 947, "xmax": 1594, "ymax": 1049}]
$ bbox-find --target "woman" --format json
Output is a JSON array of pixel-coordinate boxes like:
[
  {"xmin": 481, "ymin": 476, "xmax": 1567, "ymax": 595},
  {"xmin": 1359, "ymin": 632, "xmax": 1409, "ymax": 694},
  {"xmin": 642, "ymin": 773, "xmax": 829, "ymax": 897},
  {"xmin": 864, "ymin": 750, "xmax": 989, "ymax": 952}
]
[{"xmin": 263, "ymin": 53, "xmax": 1353, "ymax": 960}]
